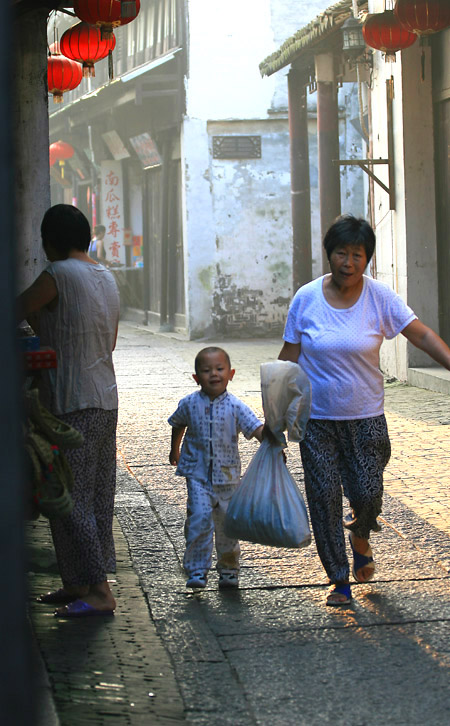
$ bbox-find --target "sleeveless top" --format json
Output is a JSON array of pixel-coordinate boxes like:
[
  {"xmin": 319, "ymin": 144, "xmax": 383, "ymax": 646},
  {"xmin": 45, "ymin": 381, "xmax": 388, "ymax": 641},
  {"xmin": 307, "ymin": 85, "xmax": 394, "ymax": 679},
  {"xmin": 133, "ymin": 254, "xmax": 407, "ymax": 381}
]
[{"xmin": 38, "ymin": 258, "xmax": 120, "ymax": 415}]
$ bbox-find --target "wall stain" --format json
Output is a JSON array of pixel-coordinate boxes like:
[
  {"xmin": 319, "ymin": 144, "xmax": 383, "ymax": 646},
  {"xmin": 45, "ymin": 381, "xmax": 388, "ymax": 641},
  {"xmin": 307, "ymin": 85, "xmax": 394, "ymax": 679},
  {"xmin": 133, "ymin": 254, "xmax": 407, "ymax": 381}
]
[
  {"xmin": 198, "ymin": 266, "xmax": 214, "ymax": 292},
  {"xmin": 212, "ymin": 268, "xmax": 286, "ymax": 337}
]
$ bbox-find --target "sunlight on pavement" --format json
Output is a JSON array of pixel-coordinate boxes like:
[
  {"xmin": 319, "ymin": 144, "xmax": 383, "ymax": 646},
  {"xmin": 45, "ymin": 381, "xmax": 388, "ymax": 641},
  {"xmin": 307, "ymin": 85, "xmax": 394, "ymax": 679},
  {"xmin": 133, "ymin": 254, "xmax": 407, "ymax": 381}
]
[{"xmin": 384, "ymin": 412, "xmax": 450, "ymax": 536}]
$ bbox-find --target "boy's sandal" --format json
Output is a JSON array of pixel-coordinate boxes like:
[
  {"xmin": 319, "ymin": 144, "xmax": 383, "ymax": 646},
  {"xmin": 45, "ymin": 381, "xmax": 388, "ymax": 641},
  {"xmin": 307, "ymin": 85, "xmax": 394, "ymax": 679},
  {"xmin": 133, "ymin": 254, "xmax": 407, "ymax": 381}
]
[
  {"xmin": 349, "ymin": 534, "xmax": 375, "ymax": 583},
  {"xmin": 326, "ymin": 583, "xmax": 352, "ymax": 606}
]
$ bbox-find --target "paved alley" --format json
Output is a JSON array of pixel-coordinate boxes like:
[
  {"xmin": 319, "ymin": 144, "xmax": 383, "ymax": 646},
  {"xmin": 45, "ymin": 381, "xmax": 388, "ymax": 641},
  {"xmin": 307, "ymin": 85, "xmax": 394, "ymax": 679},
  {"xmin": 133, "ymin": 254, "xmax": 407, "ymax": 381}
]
[{"xmin": 28, "ymin": 321, "xmax": 450, "ymax": 726}]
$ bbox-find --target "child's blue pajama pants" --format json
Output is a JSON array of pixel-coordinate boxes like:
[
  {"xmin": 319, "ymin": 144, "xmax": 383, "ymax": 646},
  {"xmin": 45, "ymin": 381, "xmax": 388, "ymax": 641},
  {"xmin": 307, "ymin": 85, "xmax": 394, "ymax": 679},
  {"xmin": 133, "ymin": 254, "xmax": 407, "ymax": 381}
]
[{"xmin": 183, "ymin": 477, "xmax": 240, "ymax": 576}]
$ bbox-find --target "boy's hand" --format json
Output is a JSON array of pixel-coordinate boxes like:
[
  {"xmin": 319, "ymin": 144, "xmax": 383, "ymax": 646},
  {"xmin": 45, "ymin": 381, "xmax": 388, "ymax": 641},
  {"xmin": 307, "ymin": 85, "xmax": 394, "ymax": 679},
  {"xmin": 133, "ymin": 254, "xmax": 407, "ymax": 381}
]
[{"xmin": 169, "ymin": 449, "xmax": 180, "ymax": 466}]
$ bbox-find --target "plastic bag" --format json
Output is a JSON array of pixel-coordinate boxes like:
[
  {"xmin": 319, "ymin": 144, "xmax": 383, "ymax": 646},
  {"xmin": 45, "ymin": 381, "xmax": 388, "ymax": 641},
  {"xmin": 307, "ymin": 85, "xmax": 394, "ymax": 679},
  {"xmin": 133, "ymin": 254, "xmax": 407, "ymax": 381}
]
[
  {"xmin": 261, "ymin": 360, "xmax": 311, "ymax": 445},
  {"xmin": 224, "ymin": 439, "xmax": 311, "ymax": 548}
]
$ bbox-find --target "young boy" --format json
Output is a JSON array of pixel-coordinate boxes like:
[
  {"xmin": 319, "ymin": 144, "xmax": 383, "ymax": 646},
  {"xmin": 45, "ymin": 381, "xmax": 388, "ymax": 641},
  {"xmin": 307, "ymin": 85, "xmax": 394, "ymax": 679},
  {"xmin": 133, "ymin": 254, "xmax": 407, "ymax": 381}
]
[{"xmin": 168, "ymin": 347, "xmax": 263, "ymax": 590}]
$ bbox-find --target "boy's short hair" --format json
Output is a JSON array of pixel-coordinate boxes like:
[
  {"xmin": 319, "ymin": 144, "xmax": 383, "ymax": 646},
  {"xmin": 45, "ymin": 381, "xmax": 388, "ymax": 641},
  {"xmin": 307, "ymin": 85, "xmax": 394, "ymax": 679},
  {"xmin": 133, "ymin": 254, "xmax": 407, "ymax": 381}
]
[
  {"xmin": 94, "ymin": 224, "xmax": 106, "ymax": 236},
  {"xmin": 194, "ymin": 347, "xmax": 231, "ymax": 374}
]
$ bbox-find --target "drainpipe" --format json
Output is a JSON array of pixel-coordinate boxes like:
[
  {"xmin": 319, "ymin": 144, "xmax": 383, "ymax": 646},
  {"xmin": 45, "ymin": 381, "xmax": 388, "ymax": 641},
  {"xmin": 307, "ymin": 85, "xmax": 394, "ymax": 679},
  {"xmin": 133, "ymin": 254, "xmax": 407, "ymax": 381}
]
[
  {"xmin": 288, "ymin": 69, "xmax": 312, "ymax": 292},
  {"xmin": 315, "ymin": 53, "xmax": 341, "ymax": 273},
  {"xmin": 159, "ymin": 133, "xmax": 173, "ymax": 331},
  {"xmin": 142, "ymin": 169, "xmax": 150, "ymax": 324}
]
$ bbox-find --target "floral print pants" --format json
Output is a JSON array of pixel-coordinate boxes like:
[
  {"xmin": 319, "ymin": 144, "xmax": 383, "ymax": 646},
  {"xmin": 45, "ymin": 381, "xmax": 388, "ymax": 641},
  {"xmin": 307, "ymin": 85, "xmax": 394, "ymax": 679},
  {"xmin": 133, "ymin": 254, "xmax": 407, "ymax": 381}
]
[
  {"xmin": 300, "ymin": 415, "xmax": 391, "ymax": 584},
  {"xmin": 50, "ymin": 408, "xmax": 118, "ymax": 587}
]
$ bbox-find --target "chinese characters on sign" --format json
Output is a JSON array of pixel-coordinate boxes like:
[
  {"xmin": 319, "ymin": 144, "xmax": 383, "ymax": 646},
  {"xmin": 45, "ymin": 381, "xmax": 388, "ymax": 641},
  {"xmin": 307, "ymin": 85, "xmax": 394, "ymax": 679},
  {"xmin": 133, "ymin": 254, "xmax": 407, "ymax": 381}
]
[
  {"xmin": 129, "ymin": 133, "xmax": 162, "ymax": 169},
  {"xmin": 100, "ymin": 160, "xmax": 125, "ymax": 265}
]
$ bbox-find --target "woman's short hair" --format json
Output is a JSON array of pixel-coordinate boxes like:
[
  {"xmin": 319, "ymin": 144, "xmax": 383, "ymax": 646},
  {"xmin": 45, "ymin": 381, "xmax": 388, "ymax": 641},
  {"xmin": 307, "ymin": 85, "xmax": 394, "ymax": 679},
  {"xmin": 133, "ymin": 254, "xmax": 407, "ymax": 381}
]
[
  {"xmin": 41, "ymin": 204, "xmax": 91, "ymax": 257},
  {"xmin": 323, "ymin": 215, "xmax": 376, "ymax": 263}
]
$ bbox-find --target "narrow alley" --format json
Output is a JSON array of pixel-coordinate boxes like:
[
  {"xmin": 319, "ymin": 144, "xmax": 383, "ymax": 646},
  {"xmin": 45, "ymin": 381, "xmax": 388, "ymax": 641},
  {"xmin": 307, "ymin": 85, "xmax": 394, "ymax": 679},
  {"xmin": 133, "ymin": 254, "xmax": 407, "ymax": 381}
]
[{"xmin": 28, "ymin": 321, "xmax": 450, "ymax": 725}]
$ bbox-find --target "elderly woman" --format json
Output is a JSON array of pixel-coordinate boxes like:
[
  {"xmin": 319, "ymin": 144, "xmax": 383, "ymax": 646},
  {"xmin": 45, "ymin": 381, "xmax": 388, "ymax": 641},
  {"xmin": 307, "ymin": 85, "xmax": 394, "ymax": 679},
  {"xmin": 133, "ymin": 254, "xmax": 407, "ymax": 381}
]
[
  {"xmin": 279, "ymin": 215, "xmax": 450, "ymax": 605},
  {"xmin": 18, "ymin": 205, "xmax": 119, "ymax": 617}
]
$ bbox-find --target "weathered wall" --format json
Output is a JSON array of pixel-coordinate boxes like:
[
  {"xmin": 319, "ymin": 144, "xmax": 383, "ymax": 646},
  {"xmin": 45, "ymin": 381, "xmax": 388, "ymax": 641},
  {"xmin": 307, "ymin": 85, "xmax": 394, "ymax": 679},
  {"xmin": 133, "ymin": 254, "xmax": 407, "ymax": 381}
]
[
  {"xmin": 209, "ymin": 119, "xmax": 292, "ymax": 337},
  {"xmin": 14, "ymin": 10, "xmax": 50, "ymax": 292},
  {"xmin": 183, "ymin": 0, "xmax": 310, "ymax": 337},
  {"xmin": 181, "ymin": 117, "xmax": 217, "ymax": 338}
]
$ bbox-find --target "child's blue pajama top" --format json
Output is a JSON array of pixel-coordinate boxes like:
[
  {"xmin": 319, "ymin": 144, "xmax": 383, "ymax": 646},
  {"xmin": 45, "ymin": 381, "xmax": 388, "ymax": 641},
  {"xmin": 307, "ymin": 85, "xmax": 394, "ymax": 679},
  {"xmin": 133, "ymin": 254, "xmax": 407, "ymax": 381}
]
[{"xmin": 168, "ymin": 390, "xmax": 262, "ymax": 485}]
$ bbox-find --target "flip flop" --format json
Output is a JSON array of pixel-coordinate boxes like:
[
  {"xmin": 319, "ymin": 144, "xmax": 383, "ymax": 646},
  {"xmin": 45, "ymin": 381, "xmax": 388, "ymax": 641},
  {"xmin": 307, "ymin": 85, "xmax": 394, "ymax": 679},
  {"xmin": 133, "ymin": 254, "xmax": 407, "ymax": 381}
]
[
  {"xmin": 326, "ymin": 583, "xmax": 352, "ymax": 606},
  {"xmin": 54, "ymin": 599, "xmax": 115, "ymax": 618},
  {"xmin": 349, "ymin": 534, "xmax": 375, "ymax": 583},
  {"xmin": 37, "ymin": 588, "xmax": 78, "ymax": 604}
]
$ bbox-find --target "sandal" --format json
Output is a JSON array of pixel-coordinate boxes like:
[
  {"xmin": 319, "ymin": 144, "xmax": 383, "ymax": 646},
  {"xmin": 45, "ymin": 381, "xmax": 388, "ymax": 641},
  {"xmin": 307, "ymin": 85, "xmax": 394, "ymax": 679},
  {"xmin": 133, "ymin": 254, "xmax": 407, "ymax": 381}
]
[
  {"xmin": 55, "ymin": 599, "xmax": 115, "ymax": 618},
  {"xmin": 349, "ymin": 534, "xmax": 375, "ymax": 583},
  {"xmin": 326, "ymin": 583, "xmax": 352, "ymax": 606}
]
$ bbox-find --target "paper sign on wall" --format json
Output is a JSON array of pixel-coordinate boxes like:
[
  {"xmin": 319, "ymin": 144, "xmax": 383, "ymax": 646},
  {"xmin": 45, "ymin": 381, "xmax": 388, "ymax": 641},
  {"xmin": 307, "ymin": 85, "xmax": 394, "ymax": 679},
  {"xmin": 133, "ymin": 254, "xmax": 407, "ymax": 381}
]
[{"xmin": 100, "ymin": 160, "xmax": 125, "ymax": 265}]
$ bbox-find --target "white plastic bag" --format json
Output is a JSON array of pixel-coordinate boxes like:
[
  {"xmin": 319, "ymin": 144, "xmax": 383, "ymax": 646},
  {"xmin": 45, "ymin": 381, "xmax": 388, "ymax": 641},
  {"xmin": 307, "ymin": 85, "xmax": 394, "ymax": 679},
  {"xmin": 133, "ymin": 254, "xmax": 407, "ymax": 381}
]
[
  {"xmin": 225, "ymin": 359, "xmax": 311, "ymax": 548},
  {"xmin": 261, "ymin": 360, "xmax": 311, "ymax": 444},
  {"xmin": 224, "ymin": 439, "xmax": 311, "ymax": 548}
]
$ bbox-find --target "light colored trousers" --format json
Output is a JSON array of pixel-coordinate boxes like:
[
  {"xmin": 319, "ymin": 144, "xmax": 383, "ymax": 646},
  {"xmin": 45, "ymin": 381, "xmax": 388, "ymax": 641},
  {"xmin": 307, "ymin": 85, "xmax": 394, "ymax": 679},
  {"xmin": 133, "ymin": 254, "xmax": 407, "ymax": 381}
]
[{"xmin": 183, "ymin": 477, "xmax": 240, "ymax": 576}]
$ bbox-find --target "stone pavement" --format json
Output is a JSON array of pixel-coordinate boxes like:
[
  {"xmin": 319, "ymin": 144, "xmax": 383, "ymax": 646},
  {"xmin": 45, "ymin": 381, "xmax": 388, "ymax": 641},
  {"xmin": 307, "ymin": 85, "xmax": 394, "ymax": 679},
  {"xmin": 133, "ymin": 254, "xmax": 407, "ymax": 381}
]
[{"xmin": 28, "ymin": 321, "xmax": 450, "ymax": 725}]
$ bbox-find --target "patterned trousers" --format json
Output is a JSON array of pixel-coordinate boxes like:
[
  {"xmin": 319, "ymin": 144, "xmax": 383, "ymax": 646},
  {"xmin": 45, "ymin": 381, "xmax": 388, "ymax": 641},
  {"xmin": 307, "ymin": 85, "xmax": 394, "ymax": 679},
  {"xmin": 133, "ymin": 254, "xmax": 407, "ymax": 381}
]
[
  {"xmin": 50, "ymin": 408, "xmax": 118, "ymax": 587},
  {"xmin": 300, "ymin": 415, "xmax": 391, "ymax": 584},
  {"xmin": 183, "ymin": 477, "xmax": 240, "ymax": 576}
]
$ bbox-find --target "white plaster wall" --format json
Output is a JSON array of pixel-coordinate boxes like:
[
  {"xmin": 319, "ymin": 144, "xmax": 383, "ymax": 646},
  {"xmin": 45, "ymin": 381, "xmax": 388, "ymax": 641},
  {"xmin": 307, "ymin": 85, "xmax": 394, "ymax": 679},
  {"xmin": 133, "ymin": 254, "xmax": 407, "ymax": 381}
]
[
  {"xmin": 180, "ymin": 117, "xmax": 217, "ymax": 338},
  {"xmin": 208, "ymin": 119, "xmax": 292, "ymax": 335},
  {"xmin": 183, "ymin": 0, "xmax": 322, "ymax": 337}
]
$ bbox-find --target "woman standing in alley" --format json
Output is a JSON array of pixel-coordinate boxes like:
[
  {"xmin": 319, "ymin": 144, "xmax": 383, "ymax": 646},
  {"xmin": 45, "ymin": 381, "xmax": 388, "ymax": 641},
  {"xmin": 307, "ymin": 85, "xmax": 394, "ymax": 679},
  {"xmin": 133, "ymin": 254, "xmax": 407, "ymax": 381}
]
[
  {"xmin": 278, "ymin": 215, "xmax": 450, "ymax": 606},
  {"xmin": 18, "ymin": 204, "xmax": 119, "ymax": 617}
]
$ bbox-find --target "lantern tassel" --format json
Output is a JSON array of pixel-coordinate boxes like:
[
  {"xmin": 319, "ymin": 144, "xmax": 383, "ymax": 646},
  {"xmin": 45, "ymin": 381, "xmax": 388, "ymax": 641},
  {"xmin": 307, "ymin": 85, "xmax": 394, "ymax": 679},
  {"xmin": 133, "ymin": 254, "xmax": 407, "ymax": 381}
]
[{"xmin": 108, "ymin": 50, "xmax": 114, "ymax": 81}]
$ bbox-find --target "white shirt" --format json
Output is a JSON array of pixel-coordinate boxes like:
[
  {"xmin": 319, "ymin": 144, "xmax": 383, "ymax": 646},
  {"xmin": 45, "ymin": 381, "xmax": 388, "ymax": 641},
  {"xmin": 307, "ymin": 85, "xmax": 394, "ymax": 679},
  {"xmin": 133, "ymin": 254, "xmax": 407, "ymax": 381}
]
[
  {"xmin": 38, "ymin": 259, "xmax": 119, "ymax": 415},
  {"xmin": 283, "ymin": 275, "xmax": 416, "ymax": 420},
  {"xmin": 168, "ymin": 390, "xmax": 262, "ymax": 485}
]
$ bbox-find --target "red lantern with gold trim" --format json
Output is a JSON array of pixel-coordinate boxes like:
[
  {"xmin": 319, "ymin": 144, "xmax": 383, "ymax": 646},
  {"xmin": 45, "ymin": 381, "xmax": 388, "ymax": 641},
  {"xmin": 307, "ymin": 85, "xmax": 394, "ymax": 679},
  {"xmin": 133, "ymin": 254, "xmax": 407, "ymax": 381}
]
[
  {"xmin": 394, "ymin": 0, "xmax": 450, "ymax": 36},
  {"xmin": 47, "ymin": 45, "xmax": 83, "ymax": 103},
  {"xmin": 363, "ymin": 9, "xmax": 418, "ymax": 61},
  {"xmin": 49, "ymin": 141, "xmax": 74, "ymax": 178},
  {"xmin": 60, "ymin": 22, "xmax": 116, "ymax": 77},
  {"xmin": 73, "ymin": 0, "xmax": 140, "ymax": 39}
]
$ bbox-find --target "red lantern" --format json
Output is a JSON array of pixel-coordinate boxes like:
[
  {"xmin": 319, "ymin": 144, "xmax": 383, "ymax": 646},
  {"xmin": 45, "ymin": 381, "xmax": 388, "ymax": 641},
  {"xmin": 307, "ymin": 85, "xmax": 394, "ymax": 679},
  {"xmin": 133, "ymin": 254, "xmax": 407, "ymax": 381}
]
[
  {"xmin": 60, "ymin": 22, "xmax": 116, "ymax": 77},
  {"xmin": 49, "ymin": 141, "xmax": 74, "ymax": 178},
  {"xmin": 47, "ymin": 45, "xmax": 83, "ymax": 103},
  {"xmin": 395, "ymin": 0, "xmax": 450, "ymax": 36},
  {"xmin": 363, "ymin": 10, "xmax": 418, "ymax": 62},
  {"xmin": 73, "ymin": 0, "xmax": 140, "ymax": 40}
]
